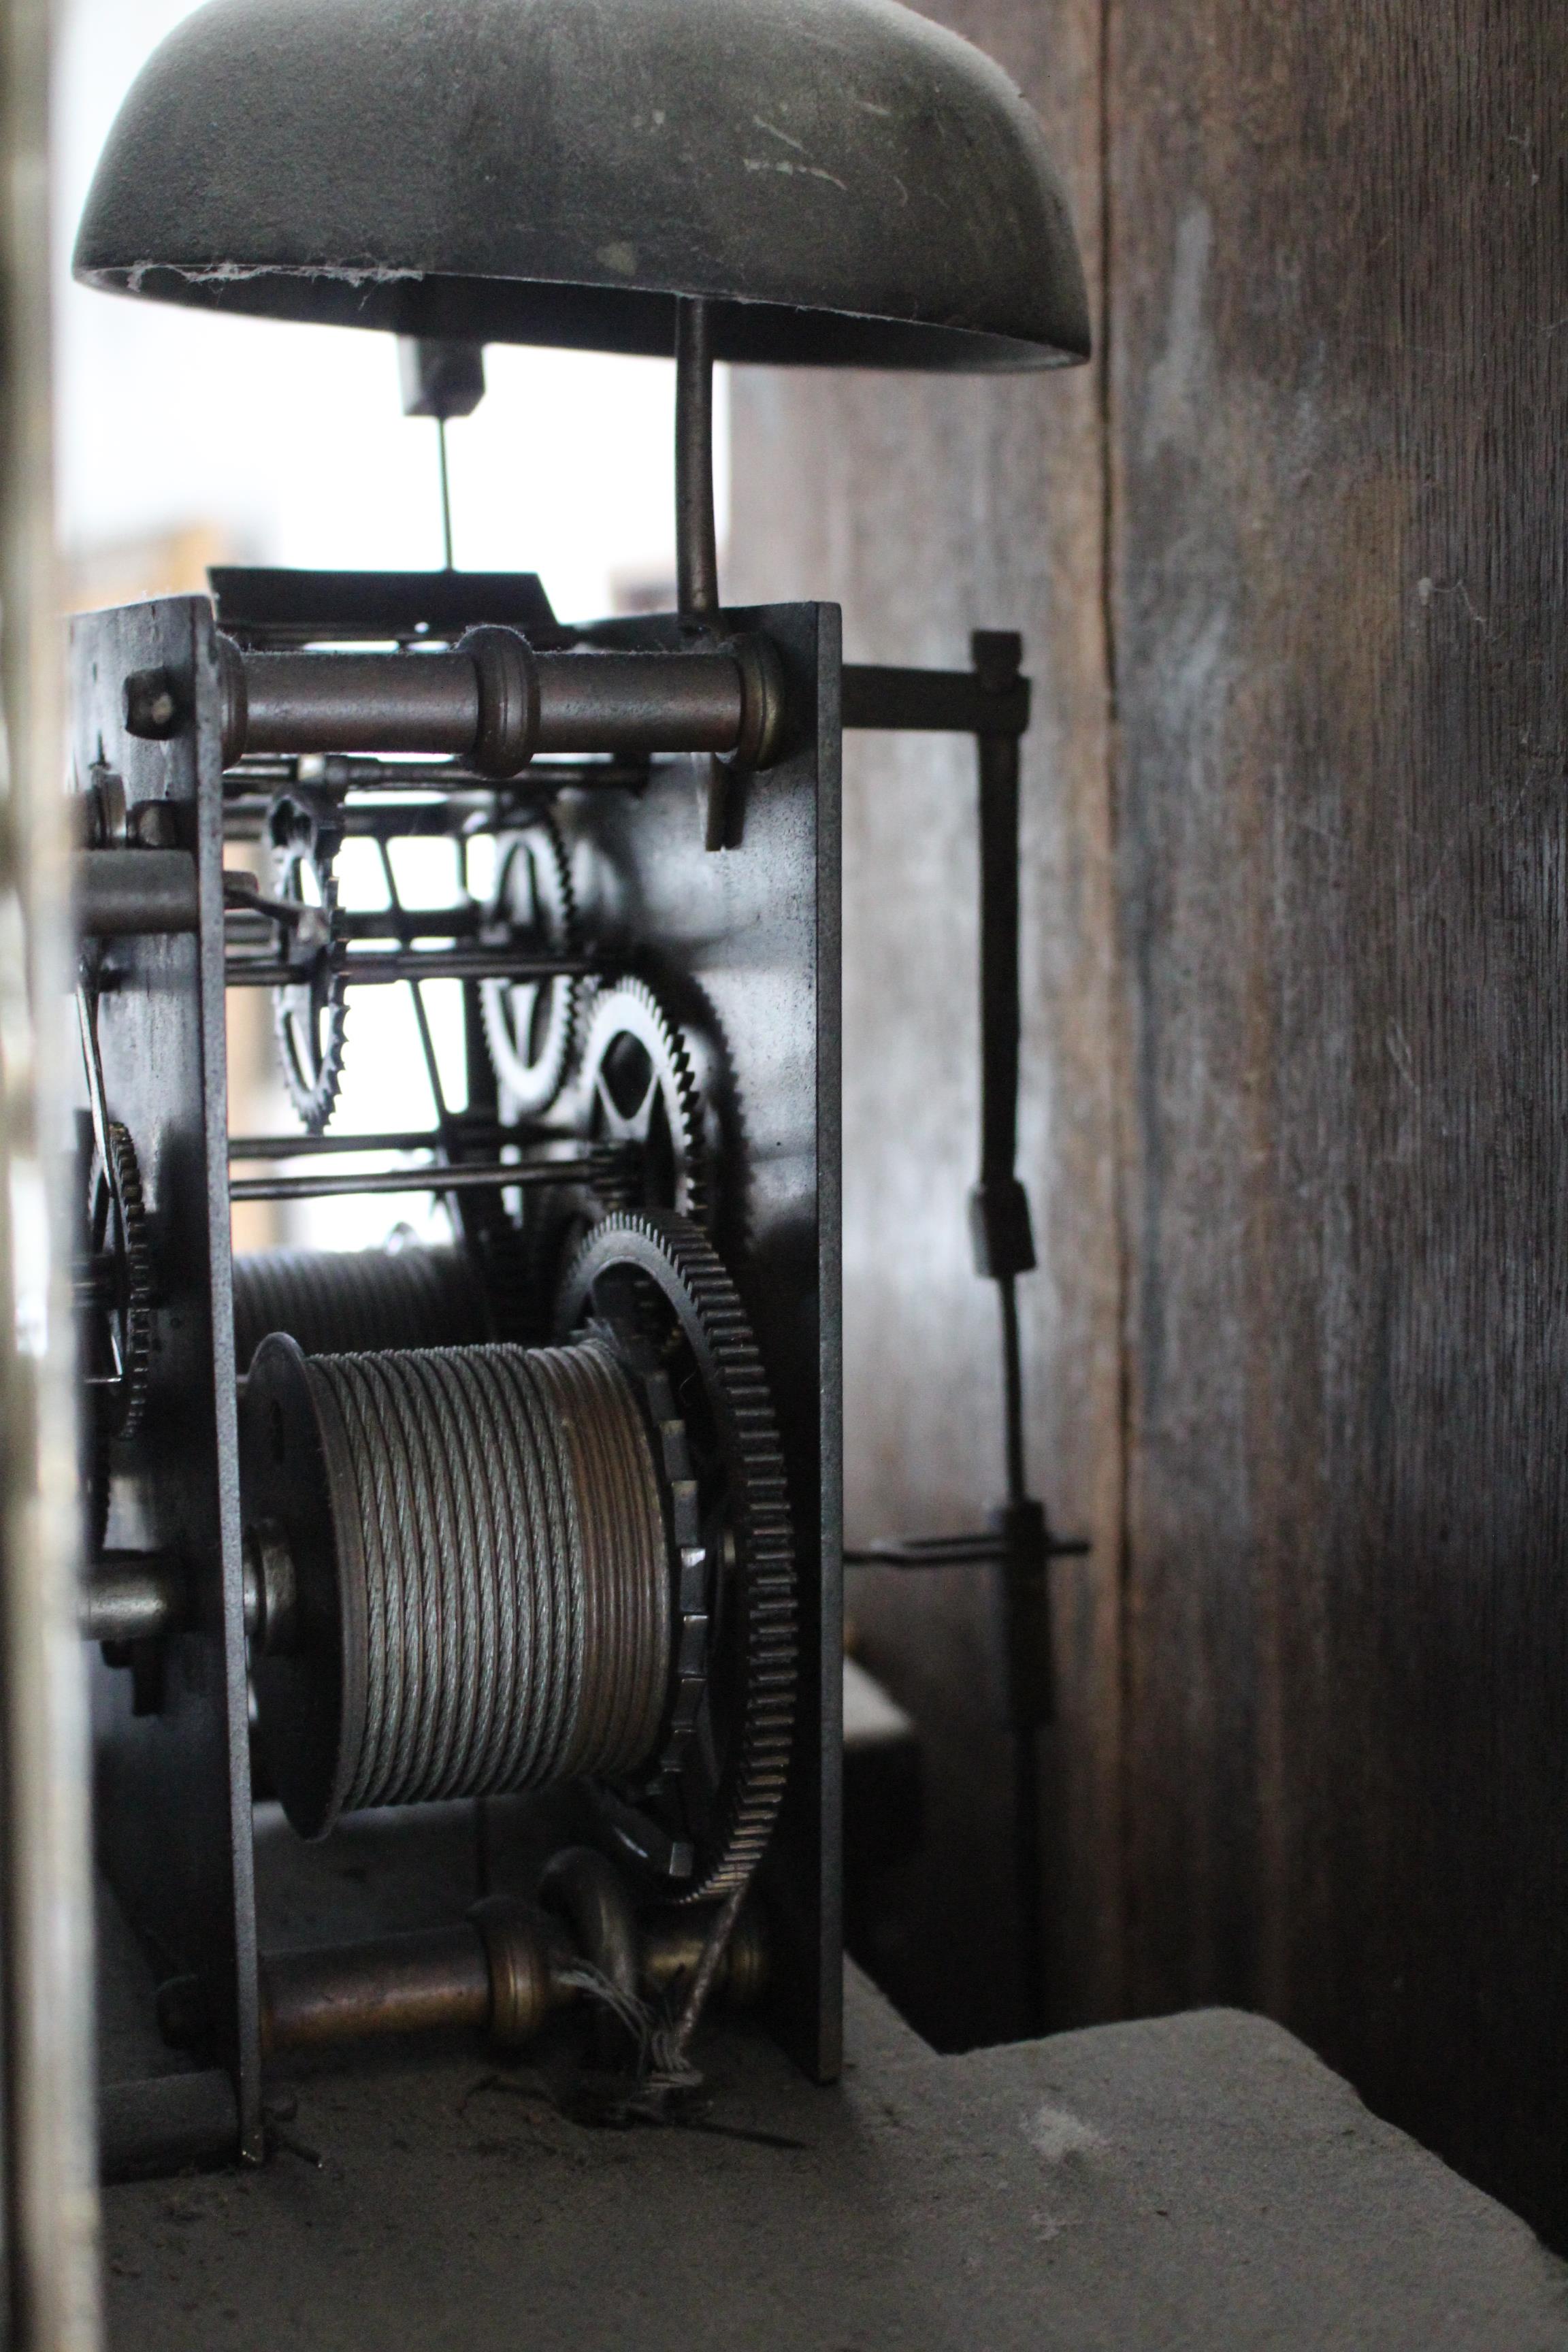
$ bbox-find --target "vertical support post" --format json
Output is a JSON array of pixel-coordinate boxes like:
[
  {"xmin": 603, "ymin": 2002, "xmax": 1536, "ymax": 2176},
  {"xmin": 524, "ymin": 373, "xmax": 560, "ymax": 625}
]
[
  {"xmin": 0, "ymin": 0, "xmax": 104, "ymax": 2340},
  {"xmin": 674, "ymin": 297, "xmax": 720, "ymax": 622},
  {"xmin": 968, "ymin": 630, "xmax": 1053, "ymax": 2036},
  {"xmin": 674, "ymin": 298, "xmax": 728, "ymax": 849}
]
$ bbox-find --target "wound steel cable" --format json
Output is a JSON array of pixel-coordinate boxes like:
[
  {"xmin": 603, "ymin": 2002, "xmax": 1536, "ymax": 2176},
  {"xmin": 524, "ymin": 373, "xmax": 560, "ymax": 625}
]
[
  {"xmin": 232, "ymin": 1242, "xmax": 487, "ymax": 1370},
  {"xmin": 283, "ymin": 1339, "xmax": 669, "ymax": 1820}
]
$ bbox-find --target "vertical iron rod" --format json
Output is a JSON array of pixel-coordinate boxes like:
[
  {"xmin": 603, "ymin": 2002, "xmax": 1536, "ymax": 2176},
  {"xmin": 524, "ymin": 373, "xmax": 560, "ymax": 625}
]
[
  {"xmin": 674, "ymin": 297, "xmax": 719, "ymax": 621},
  {"xmin": 674, "ymin": 297, "xmax": 729, "ymax": 847},
  {"xmin": 977, "ymin": 732, "xmax": 1024, "ymax": 1241},
  {"xmin": 999, "ymin": 1278, "xmax": 1027, "ymax": 1511},
  {"xmin": 978, "ymin": 713, "xmax": 1029, "ymax": 1514},
  {"xmin": 1009, "ymin": 1593, "xmax": 1046, "ymax": 2034},
  {"xmin": 970, "ymin": 632, "xmax": 1051, "ymax": 2037}
]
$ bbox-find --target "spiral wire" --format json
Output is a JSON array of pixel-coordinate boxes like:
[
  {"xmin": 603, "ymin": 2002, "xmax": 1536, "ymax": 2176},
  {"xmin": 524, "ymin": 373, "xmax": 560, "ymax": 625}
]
[
  {"xmin": 232, "ymin": 1243, "xmax": 488, "ymax": 1370},
  {"xmin": 300, "ymin": 1340, "xmax": 670, "ymax": 1812}
]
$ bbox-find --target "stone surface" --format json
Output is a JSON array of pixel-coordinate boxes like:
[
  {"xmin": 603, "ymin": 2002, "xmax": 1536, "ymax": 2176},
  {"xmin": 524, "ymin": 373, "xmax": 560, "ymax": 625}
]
[{"xmin": 102, "ymin": 1969, "xmax": 1568, "ymax": 2351}]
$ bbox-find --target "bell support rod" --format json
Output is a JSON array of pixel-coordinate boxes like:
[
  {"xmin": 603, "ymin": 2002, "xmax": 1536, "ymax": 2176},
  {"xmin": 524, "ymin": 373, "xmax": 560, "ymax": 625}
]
[
  {"xmin": 208, "ymin": 629, "xmax": 782, "ymax": 773},
  {"xmin": 675, "ymin": 295, "xmax": 719, "ymax": 621}
]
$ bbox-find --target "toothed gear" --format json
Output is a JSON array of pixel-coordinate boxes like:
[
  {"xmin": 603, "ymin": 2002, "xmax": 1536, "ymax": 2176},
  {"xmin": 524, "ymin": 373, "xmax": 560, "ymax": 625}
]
[
  {"xmin": 559, "ymin": 1210, "xmax": 797, "ymax": 1904},
  {"xmin": 576, "ymin": 977, "xmax": 709, "ymax": 1228},
  {"xmin": 480, "ymin": 820, "xmax": 581, "ymax": 1117},
  {"xmin": 270, "ymin": 829, "xmax": 348, "ymax": 1134},
  {"xmin": 518, "ymin": 974, "xmax": 710, "ymax": 1352},
  {"xmin": 87, "ymin": 1121, "xmax": 152, "ymax": 1443}
]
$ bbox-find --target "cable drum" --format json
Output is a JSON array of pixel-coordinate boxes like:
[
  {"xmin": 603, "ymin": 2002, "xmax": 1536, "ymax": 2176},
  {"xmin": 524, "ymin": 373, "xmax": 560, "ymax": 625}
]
[
  {"xmin": 243, "ymin": 1335, "xmax": 671, "ymax": 1838},
  {"xmin": 232, "ymin": 1243, "xmax": 489, "ymax": 1370}
]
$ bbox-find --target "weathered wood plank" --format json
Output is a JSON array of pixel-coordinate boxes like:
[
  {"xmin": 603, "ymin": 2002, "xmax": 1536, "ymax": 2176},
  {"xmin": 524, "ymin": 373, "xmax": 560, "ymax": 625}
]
[
  {"xmin": 736, "ymin": 0, "xmax": 1568, "ymax": 2252},
  {"xmin": 1111, "ymin": 0, "xmax": 1568, "ymax": 2242}
]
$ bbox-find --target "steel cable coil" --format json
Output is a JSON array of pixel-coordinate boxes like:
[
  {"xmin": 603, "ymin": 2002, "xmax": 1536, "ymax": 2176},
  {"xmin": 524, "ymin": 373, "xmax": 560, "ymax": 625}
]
[
  {"xmin": 231, "ymin": 1243, "xmax": 488, "ymax": 1369},
  {"xmin": 244, "ymin": 1337, "xmax": 670, "ymax": 1833}
]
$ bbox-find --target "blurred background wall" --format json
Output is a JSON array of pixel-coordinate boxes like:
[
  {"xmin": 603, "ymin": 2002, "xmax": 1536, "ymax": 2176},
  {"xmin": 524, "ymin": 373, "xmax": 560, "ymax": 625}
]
[{"xmin": 734, "ymin": 0, "xmax": 1568, "ymax": 2253}]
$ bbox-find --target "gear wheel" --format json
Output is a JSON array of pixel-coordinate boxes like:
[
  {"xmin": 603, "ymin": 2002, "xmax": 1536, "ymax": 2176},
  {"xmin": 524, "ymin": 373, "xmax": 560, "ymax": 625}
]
[
  {"xmin": 479, "ymin": 821, "xmax": 580, "ymax": 1117},
  {"xmin": 558, "ymin": 1210, "xmax": 798, "ymax": 1905},
  {"xmin": 576, "ymin": 978, "xmax": 709, "ymax": 1226},
  {"xmin": 86, "ymin": 1121, "xmax": 152, "ymax": 1443},
  {"xmin": 519, "ymin": 975, "xmax": 712, "ymax": 1350},
  {"xmin": 270, "ymin": 816, "xmax": 347, "ymax": 1133}
]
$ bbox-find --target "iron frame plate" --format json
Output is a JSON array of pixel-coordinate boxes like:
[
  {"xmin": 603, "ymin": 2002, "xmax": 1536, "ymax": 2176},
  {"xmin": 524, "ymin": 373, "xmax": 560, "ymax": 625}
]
[
  {"xmin": 72, "ymin": 595, "xmax": 263, "ymax": 2163},
  {"xmin": 536, "ymin": 599, "xmax": 843, "ymax": 2079}
]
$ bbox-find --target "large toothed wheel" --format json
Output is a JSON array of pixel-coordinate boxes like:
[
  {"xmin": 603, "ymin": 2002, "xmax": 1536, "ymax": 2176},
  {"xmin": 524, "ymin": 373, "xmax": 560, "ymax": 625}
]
[{"xmin": 559, "ymin": 1211, "xmax": 797, "ymax": 1904}]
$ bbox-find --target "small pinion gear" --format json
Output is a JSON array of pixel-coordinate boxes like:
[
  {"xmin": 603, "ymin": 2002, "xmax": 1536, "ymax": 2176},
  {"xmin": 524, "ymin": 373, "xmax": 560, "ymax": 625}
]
[
  {"xmin": 479, "ymin": 819, "xmax": 581, "ymax": 1117},
  {"xmin": 559, "ymin": 1209, "xmax": 798, "ymax": 1905},
  {"xmin": 270, "ymin": 829, "xmax": 348, "ymax": 1133},
  {"xmin": 86, "ymin": 1120, "xmax": 152, "ymax": 1443}
]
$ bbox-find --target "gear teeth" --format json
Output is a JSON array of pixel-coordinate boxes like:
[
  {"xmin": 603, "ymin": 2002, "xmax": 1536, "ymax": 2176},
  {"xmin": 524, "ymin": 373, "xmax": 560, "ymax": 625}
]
[
  {"xmin": 93, "ymin": 1121, "xmax": 152, "ymax": 1443},
  {"xmin": 275, "ymin": 977, "xmax": 348, "ymax": 1137},
  {"xmin": 578, "ymin": 978, "xmax": 710, "ymax": 1230},
  {"xmin": 272, "ymin": 841, "xmax": 348, "ymax": 1133},
  {"xmin": 561, "ymin": 1209, "xmax": 798, "ymax": 1904},
  {"xmin": 479, "ymin": 817, "xmax": 581, "ymax": 1117}
]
